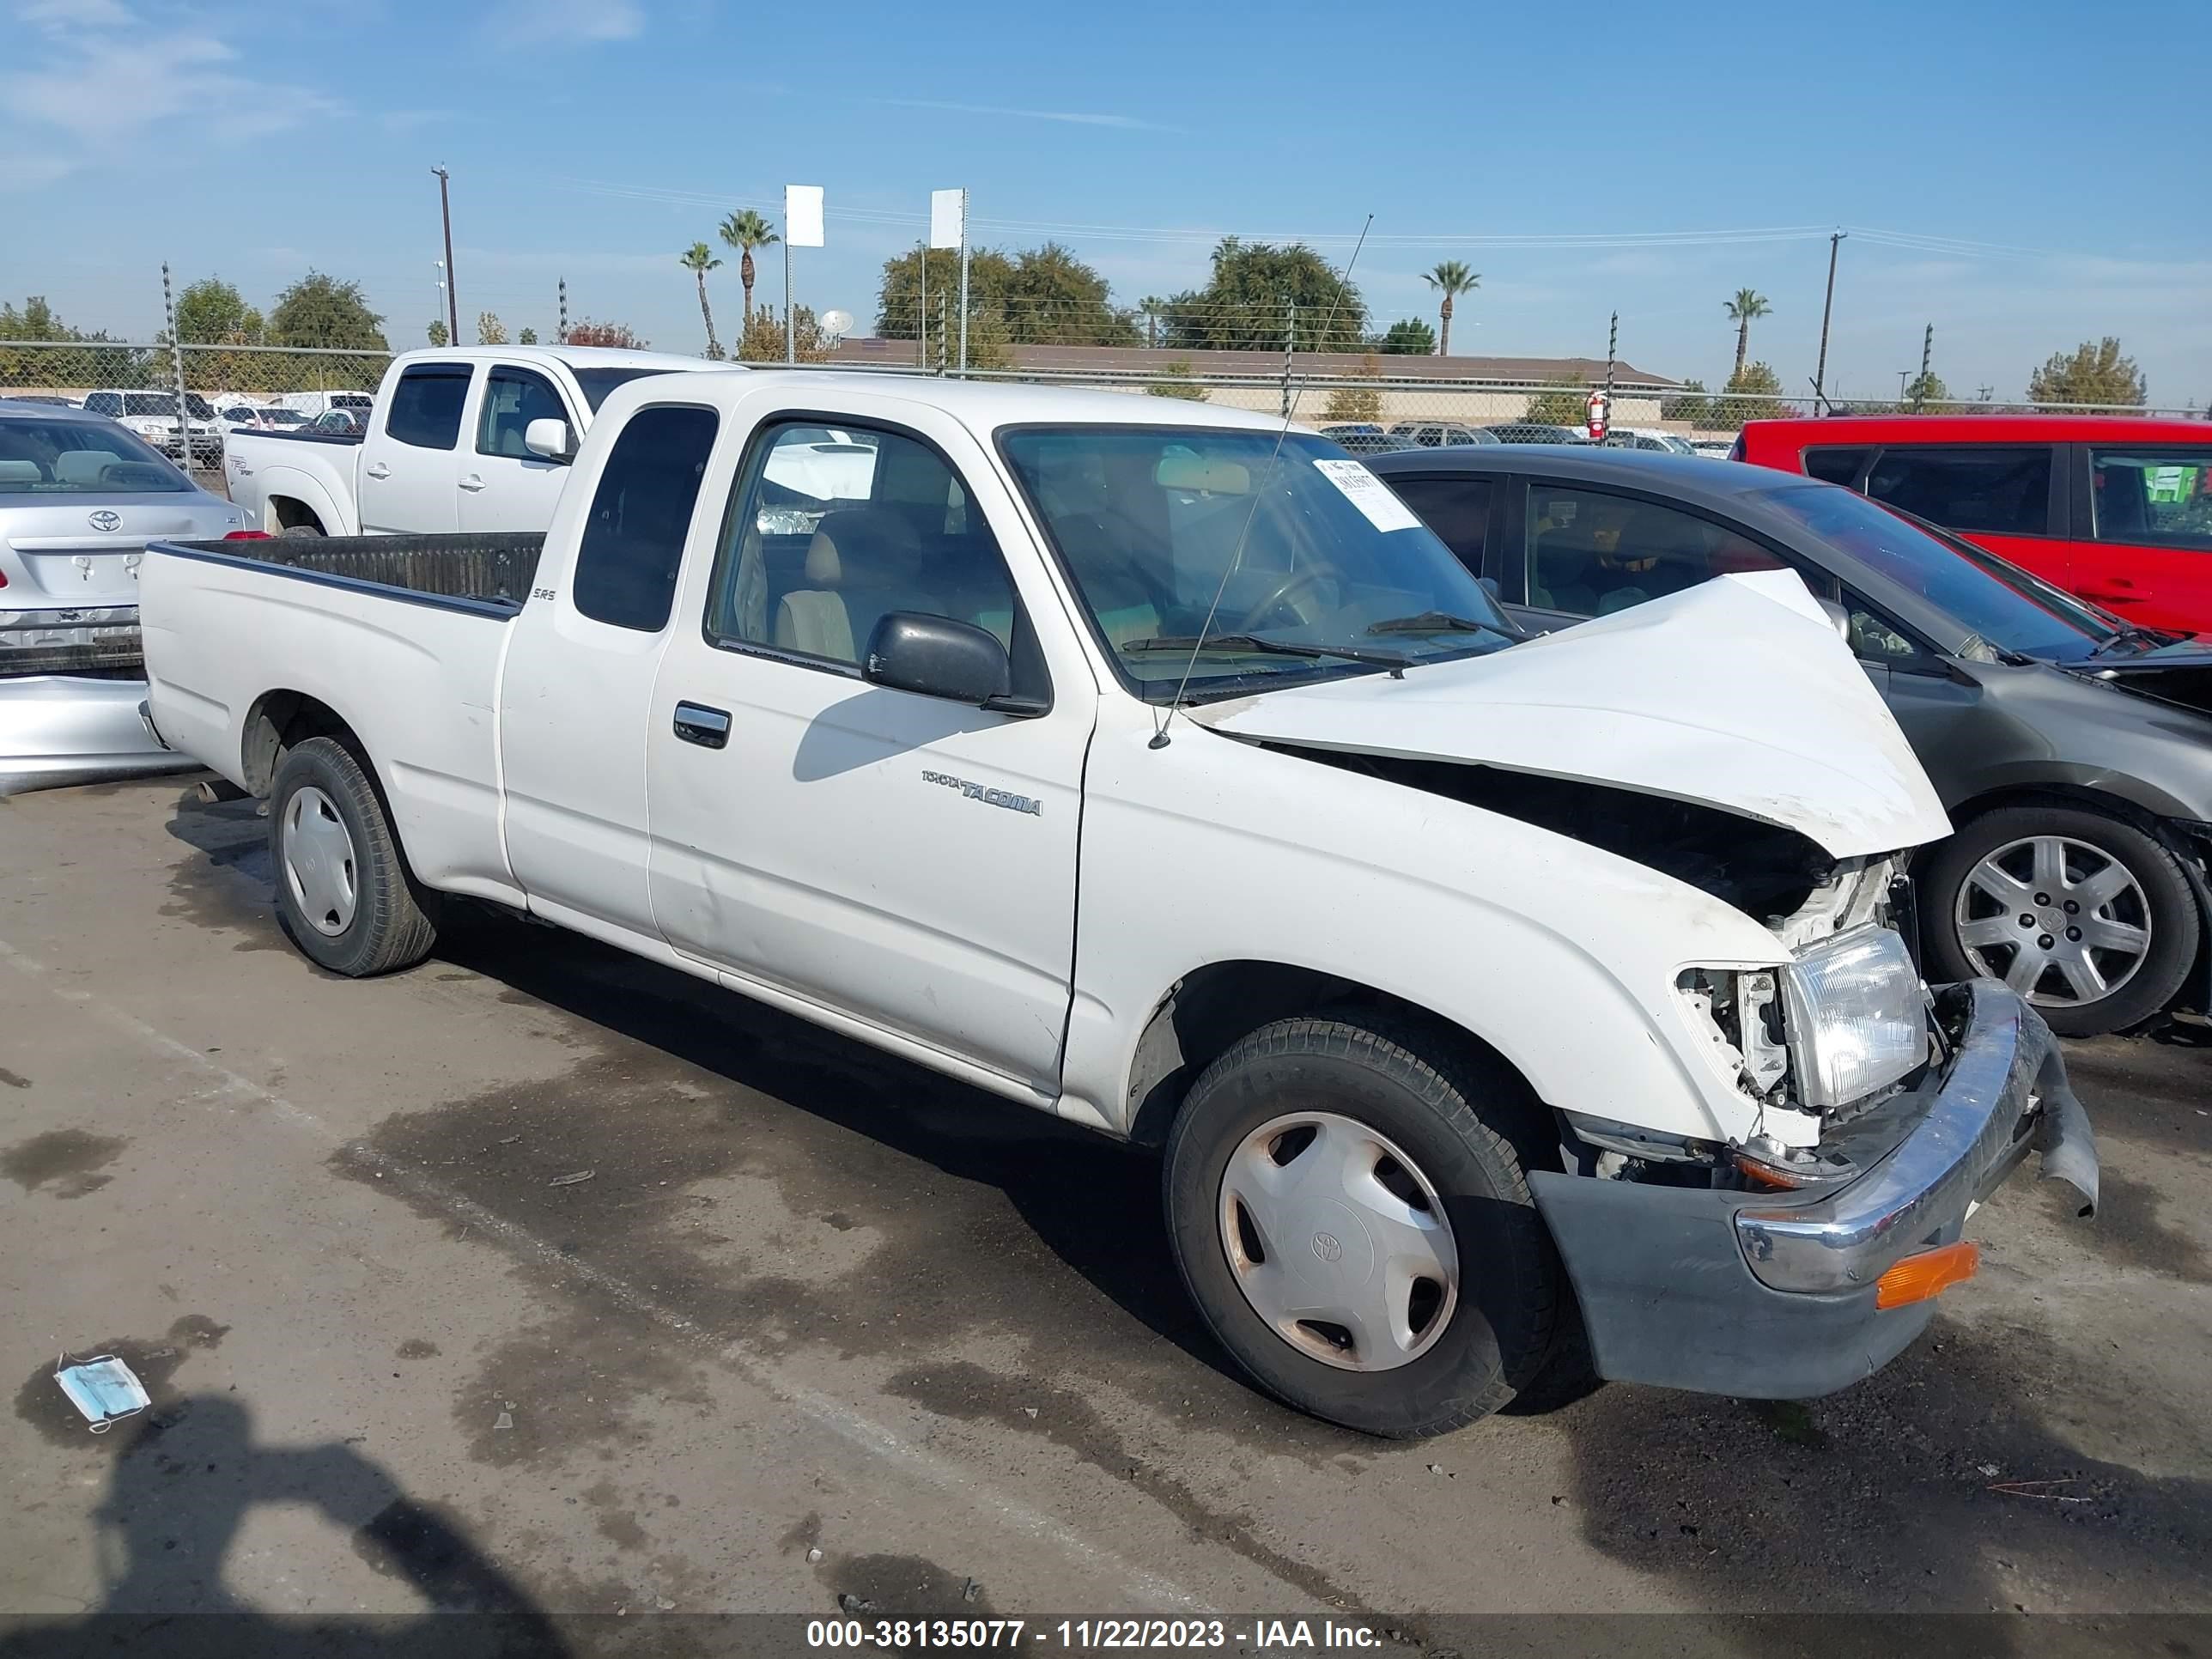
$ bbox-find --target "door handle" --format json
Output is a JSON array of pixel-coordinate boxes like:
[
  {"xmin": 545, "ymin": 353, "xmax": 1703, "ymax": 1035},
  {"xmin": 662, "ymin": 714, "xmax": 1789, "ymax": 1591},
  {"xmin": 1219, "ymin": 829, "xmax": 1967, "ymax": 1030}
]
[
  {"xmin": 459, "ymin": 474, "xmax": 487, "ymax": 492},
  {"xmin": 364, "ymin": 462, "xmax": 391, "ymax": 480},
  {"xmin": 673, "ymin": 701, "xmax": 732, "ymax": 750}
]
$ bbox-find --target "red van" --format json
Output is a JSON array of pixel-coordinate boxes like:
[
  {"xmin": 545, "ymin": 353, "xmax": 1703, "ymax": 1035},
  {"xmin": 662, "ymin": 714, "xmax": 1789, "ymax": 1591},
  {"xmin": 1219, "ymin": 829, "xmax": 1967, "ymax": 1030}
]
[{"xmin": 1735, "ymin": 416, "xmax": 2212, "ymax": 634}]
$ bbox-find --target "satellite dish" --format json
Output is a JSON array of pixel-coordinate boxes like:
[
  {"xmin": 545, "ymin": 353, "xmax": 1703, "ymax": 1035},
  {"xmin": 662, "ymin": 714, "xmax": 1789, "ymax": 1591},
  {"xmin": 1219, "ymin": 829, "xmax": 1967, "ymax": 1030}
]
[{"xmin": 818, "ymin": 308, "xmax": 854, "ymax": 343}]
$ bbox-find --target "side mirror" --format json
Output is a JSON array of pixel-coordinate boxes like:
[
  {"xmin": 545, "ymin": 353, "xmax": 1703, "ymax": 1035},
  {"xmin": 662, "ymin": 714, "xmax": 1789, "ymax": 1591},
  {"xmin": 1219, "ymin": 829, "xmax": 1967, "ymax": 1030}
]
[
  {"xmin": 862, "ymin": 612, "xmax": 1012, "ymax": 707},
  {"xmin": 524, "ymin": 418, "xmax": 575, "ymax": 463},
  {"xmin": 1817, "ymin": 599, "xmax": 1852, "ymax": 641}
]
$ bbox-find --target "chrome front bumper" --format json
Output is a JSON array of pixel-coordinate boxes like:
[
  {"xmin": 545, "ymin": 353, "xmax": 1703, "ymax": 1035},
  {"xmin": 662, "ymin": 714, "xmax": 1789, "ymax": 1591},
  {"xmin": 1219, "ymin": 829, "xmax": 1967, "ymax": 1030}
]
[{"xmin": 1735, "ymin": 981, "xmax": 2097, "ymax": 1294}]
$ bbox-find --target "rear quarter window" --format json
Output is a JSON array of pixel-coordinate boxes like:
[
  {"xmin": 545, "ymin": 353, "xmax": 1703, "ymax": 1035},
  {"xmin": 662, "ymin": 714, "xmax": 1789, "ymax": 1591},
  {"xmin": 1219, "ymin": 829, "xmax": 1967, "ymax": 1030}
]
[
  {"xmin": 1863, "ymin": 446, "xmax": 2053, "ymax": 537},
  {"xmin": 571, "ymin": 404, "xmax": 720, "ymax": 631},
  {"xmin": 383, "ymin": 364, "xmax": 473, "ymax": 450}
]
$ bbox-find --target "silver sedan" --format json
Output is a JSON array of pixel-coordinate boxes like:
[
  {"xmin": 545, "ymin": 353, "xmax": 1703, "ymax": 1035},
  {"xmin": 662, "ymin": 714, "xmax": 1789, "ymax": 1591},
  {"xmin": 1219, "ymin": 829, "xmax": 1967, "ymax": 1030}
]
[{"xmin": 1, "ymin": 400, "xmax": 246, "ymax": 794}]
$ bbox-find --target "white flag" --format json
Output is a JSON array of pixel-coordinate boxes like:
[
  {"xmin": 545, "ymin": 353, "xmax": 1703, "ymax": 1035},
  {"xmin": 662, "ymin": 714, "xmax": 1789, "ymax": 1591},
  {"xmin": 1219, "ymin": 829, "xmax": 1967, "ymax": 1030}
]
[
  {"xmin": 785, "ymin": 185, "xmax": 824, "ymax": 248},
  {"xmin": 929, "ymin": 188, "xmax": 966, "ymax": 251}
]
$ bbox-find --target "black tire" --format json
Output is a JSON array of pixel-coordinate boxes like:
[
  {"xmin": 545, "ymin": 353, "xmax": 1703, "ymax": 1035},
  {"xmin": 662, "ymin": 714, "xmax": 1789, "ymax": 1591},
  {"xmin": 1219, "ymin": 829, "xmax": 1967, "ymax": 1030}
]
[
  {"xmin": 267, "ymin": 737, "xmax": 436, "ymax": 977},
  {"xmin": 1921, "ymin": 805, "xmax": 2199, "ymax": 1037},
  {"xmin": 1163, "ymin": 1017, "xmax": 1559, "ymax": 1438},
  {"xmin": 278, "ymin": 521, "xmax": 323, "ymax": 538}
]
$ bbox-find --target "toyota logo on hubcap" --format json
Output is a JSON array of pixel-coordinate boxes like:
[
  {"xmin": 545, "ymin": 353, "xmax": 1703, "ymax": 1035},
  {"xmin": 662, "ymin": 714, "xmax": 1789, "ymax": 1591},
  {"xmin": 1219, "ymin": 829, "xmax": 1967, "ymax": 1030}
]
[
  {"xmin": 88, "ymin": 509, "xmax": 122, "ymax": 532},
  {"xmin": 1310, "ymin": 1232, "xmax": 1344, "ymax": 1262}
]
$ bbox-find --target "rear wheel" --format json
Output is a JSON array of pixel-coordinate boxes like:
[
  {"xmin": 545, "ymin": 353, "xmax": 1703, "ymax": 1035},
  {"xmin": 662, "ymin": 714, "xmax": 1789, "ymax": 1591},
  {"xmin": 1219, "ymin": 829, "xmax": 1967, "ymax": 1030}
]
[
  {"xmin": 267, "ymin": 737, "xmax": 435, "ymax": 977},
  {"xmin": 1163, "ymin": 1017, "xmax": 1559, "ymax": 1437},
  {"xmin": 1922, "ymin": 805, "xmax": 2198, "ymax": 1036},
  {"xmin": 277, "ymin": 521, "xmax": 323, "ymax": 538}
]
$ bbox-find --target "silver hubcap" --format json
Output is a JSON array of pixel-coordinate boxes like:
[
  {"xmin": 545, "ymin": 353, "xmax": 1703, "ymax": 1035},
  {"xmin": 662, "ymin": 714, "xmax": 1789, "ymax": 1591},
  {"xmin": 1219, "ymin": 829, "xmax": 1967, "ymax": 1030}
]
[
  {"xmin": 283, "ymin": 786, "xmax": 358, "ymax": 937},
  {"xmin": 1218, "ymin": 1111, "xmax": 1458, "ymax": 1371},
  {"xmin": 1955, "ymin": 834, "xmax": 2150, "ymax": 1007}
]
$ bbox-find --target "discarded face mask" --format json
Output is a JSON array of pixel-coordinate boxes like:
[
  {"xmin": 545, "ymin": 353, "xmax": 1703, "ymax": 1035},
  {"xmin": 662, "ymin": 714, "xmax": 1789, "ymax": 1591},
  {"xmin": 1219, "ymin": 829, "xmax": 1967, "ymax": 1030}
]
[{"xmin": 54, "ymin": 1355, "xmax": 151, "ymax": 1432}]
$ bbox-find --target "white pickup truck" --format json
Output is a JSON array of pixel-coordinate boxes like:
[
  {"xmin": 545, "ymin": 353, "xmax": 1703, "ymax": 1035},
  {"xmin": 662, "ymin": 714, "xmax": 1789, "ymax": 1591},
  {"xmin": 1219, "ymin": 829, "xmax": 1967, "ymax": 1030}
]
[
  {"xmin": 221, "ymin": 345, "xmax": 729, "ymax": 539},
  {"xmin": 141, "ymin": 373, "xmax": 2096, "ymax": 1436}
]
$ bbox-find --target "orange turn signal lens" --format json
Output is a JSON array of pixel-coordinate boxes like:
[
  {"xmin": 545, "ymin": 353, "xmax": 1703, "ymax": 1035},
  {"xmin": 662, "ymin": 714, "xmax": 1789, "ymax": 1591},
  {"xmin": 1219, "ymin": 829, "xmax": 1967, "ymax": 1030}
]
[{"xmin": 1874, "ymin": 1240, "xmax": 1979, "ymax": 1310}]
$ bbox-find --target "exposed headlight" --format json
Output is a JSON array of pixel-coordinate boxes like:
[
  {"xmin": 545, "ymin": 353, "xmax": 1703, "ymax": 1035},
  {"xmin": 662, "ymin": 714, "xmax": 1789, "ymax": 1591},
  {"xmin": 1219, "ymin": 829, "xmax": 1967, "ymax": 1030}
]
[{"xmin": 1779, "ymin": 926, "xmax": 1925, "ymax": 1109}]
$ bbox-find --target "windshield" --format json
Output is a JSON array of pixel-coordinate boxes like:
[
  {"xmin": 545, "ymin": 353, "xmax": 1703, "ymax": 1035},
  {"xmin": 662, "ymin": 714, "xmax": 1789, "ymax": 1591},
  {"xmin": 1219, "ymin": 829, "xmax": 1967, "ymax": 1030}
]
[
  {"xmin": 571, "ymin": 368, "xmax": 665, "ymax": 411},
  {"xmin": 1743, "ymin": 480, "xmax": 2106, "ymax": 662},
  {"xmin": 1000, "ymin": 426, "xmax": 1518, "ymax": 702},
  {"xmin": 0, "ymin": 417, "xmax": 190, "ymax": 493},
  {"xmin": 121, "ymin": 392, "xmax": 179, "ymax": 417}
]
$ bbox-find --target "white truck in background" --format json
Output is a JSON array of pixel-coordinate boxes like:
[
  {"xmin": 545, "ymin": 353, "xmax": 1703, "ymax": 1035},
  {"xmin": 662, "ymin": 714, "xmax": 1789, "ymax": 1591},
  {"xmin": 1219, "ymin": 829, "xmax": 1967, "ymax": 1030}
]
[
  {"xmin": 222, "ymin": 346, "xmax": 733, "ymax": 538},
  {"xmin": 141, "ymin": 371, "xmax": 2097, "ymax": 1437}
]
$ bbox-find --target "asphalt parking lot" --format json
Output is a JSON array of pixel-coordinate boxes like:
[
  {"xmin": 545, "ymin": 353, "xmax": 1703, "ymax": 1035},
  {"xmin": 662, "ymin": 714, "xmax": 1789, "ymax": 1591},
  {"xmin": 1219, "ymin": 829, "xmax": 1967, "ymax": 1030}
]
[{"xmin": 2, "ymin": 775, "xmax": 2209, "ymax": 1651}]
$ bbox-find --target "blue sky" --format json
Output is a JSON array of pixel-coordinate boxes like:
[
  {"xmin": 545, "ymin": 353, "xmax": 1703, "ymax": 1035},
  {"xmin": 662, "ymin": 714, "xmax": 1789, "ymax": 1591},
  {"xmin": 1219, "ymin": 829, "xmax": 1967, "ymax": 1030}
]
[{"xmin": 4, "ymin": 0, "xmax": 2208, "ymax": 404}]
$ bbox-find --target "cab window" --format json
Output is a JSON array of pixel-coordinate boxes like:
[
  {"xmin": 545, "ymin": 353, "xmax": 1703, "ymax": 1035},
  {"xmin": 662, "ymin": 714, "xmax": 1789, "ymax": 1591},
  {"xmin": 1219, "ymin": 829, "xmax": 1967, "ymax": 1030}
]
[
  {"xmin": 571, "ymin": 404, "xmax": 719, "ymax": 632},
  {"xmin": 1385, "ymin": 475, "xmax": 1492, "ymax": 569},
  {"xmin": 1523, "ymin": 486, "xmax": 1786, "ymax": 616},
  {"xmin": 708, "ymin": 420, "xmax": 1017, "ymax": 669},
  {"xmin": 384, "ymin": 363, "xmax": 472, "ymax": 451},
  {"xmin": 477, "ymin": 367, "xmax": 568, "ymax": 459}
]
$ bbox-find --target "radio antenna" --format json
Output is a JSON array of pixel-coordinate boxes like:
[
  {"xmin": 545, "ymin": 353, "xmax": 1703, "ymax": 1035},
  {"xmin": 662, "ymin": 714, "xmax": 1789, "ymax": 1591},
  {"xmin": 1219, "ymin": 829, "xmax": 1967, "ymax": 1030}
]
[{"xmin": 1152, "ymin": 213, "xmax": 1375, "ymax": 749}]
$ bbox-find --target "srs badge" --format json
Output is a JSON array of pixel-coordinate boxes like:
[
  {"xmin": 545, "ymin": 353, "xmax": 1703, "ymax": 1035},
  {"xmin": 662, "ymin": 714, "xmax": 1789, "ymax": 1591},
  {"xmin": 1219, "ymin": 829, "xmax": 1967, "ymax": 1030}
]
[{"xmin": 921, "ymin": 769, "xmax": 1042, "ymax": 817}]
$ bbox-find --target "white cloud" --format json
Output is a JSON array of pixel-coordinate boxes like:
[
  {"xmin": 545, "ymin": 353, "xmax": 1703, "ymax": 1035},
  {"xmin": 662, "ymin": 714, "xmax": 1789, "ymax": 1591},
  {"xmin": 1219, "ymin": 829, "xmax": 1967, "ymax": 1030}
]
[
  {"xmin": 0, "ymin": 1, "xmax": 336, "ymax": 180},
  {"xmin": 486, "ymin": 0, "xmax": 644, "ymax": 45},
  {"xmin": 875, "ymin": 97, "xmax": 1176, "ymax": 133}
]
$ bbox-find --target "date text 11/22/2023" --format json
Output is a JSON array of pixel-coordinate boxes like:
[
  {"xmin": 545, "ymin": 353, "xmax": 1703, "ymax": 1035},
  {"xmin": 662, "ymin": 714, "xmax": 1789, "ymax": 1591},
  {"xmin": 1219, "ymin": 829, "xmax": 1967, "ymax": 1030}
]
[{"xmin": 805, "ymin": 1619, "xmax": 1385, "ymax": 1649}]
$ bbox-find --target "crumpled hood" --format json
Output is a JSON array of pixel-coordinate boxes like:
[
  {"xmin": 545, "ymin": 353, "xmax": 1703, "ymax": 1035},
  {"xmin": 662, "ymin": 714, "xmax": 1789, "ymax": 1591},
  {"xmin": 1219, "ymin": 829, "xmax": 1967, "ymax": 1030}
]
[{"xmin": 1186, "ymin": 570, "xmax": 1950, "ymax": 858}]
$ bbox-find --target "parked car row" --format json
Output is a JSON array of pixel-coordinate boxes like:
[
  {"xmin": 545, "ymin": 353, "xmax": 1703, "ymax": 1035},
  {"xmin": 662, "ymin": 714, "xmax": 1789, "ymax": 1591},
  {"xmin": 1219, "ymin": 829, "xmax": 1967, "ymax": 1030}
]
[{"xmin": 137, "ymin": 368, "xmax": 2098, "ymax": 1440}]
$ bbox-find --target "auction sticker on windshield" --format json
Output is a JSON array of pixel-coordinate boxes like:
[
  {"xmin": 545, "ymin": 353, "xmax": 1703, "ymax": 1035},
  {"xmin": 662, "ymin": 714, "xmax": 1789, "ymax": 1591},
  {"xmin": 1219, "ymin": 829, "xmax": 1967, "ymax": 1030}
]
[{"xmin": 1312, "ymin": 459, "xmax": 1423, "ymax": 532}]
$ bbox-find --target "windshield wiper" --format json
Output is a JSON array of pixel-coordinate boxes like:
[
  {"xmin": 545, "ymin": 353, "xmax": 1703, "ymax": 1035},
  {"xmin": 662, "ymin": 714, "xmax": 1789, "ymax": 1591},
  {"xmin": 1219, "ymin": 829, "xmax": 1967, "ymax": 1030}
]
[
  {"xmin": 1121, "ymin": 634, "xmax": 1409, "ymax": 672},
  {"xmin": 1364, "ymin": 610, "xmax": 1509, "ymax": 638}
]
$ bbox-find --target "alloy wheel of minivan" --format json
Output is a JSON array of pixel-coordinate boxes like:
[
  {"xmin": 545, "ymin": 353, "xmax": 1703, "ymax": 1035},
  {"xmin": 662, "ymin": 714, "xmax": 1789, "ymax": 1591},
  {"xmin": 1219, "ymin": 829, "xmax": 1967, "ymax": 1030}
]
[
  {"xmin": 1923, "ymin": 805, "xmax": 2199, "ymax": 1037},
  {"xmin": 1954, "ymin": 835, "xmax": 2151, "ymax": 1007}
]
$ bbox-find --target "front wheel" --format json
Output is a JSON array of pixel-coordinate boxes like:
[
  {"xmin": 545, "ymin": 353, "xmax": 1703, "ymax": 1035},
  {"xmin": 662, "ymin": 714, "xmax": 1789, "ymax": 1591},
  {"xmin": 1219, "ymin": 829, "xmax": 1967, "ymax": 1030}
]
[
  {"xmin": 1163, "ymin": 1017, "xmax": 1559, "ymax": 1437},
  {"xmin": 267, "ymin": 737, "xmax": 436, "ymax": 976},
  {"xmin": 1921, "ymin": 805, "xmax": 2200, "ymax": 1037}
]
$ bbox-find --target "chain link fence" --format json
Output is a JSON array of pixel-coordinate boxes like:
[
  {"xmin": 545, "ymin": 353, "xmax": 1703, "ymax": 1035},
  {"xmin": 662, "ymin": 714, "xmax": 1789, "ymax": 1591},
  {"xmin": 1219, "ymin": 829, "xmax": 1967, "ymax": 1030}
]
[{"xmin": 5, "ymin": 340, "xmax": 2201, "ymax": 477}]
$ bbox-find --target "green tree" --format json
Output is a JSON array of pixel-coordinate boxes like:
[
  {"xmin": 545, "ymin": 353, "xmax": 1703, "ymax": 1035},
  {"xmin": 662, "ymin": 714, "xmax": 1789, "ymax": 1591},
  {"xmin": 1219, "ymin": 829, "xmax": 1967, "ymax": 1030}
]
[
  {"xmin": 1146, "ymin": 359, "xmax": 1209, "ymax": 401},
  {"xmin": 0, "ymin": 296, "xmax": 143, "ymax": 388},
  {"xmin": 477, "ymin": 310, "xmax": 508, "ymax": 345},
  {"xmin": 1904, "ymin": 369, "xmax": 1950, "ymax": 410},
  {"xmin": 267, "ymin": 272, "xmax": 389, "ymax": 350},
  {"xmin": 1660, "ymin": 378, "xmax": 1711, "ymax": 427},
  {"xmin": 2027, "ymin": 337, "xmax": 2146, "ymax": 410},
  {"xmin": 1522, "ymin": 377, "xmax": 1589, "ymax": 425},
  {"xmin": 1376, "ymin": 317, "xmax": 1434, "ymax": 355},
  {"xmin": 1322, "ymin": 356, "xmax": 1384, "ymax": 423},
  {"xmin": 678, "ymin": 243, "xmax": 723, "ymax": 359},
  {"xmin": 517, "ymin": 326, "xmax": 538, "ymax": 344},
  {"xmin": 878, "ymin": 243, "xmax": 1133, "ymax": 349},
  {"xmin": 1724, "ymin": 288, "xmax": 1771, "ymax": 374},
  {"xmin": 717, "ymin": 209, "xmax": 780, "ymax": 325},
  {"xmin": 426, "ymin": 319, "xmax": 449, "ymax": 347},
  {"xmin": 1711, "ymin": 361, "xmax": 1785, "ymax": 429},
  {"xmin": 1421, "ymin": 261, "xmax": 1479, "ymax": 356},
  {"xmin": 735, "ymin": 304, "xmax": 836, "ymax": 364},
  {"xmin": 173, "ymin": 277, "xmax": 263, "ymax": 345},
  {"xmin": 1161, "ymin": 238, "xmax": 1367, "ymax": 353},
  {"xmin": 0, "ymin": 295, "xmax": 70, "ymax": 340}
]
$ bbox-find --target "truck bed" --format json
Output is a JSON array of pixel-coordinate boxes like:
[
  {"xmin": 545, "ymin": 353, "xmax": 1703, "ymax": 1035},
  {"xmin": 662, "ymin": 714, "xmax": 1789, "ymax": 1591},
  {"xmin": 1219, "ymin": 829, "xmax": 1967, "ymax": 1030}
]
[{"xmin": 165, "ymin": 533, "xmax": 544, "ymax": 612}]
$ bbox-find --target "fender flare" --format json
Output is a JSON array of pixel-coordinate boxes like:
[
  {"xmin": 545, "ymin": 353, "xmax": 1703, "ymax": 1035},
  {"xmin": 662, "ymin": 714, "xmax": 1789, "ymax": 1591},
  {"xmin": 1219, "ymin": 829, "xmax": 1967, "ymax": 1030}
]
[{"xmin": 254, "ymin": 464, "xmax": 356, "ymax": 537}]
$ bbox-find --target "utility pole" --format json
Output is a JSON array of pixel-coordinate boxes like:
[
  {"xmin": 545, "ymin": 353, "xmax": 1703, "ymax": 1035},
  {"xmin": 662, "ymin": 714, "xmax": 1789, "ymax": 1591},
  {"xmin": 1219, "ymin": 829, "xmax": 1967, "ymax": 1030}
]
[
  {"xmin": 1812, "ymin": 229, "xmax": 1845, "ymax": 414},
  {"xmin": 957, "ymin": 190, "xmax": 970, "ymax": 377},
  {"xmin": 785, "ymin": 236, "xmax": 794, "ymax": 365},
  {"xmin": 1897, "ymin": 369, "xmax": 1911, "ymax": 403},
  {"xmin": 1916, "ymin": 323, "xmax": 1934, "ymax": 410},
  {"xmin": 431, "ymin": 167, "xmax": 459, "ymax": 346},
  {"xmin": 1279, "ymin": 294, "xmax": 1296, "ymax": 418},
  {"xmin": 916, "ymin": 240, "xmax": 928, "ymax": 369},
  {"xmin": 1604, "ymin": 311, "xmax": 1618, "ymax": 404},
  {"xmin": 557, "ymin": 278, "xmax": 568, "ymax": 344},
  {"xmin": 937, "ymin": 293, "xmax": 949, "ymax": 375}
]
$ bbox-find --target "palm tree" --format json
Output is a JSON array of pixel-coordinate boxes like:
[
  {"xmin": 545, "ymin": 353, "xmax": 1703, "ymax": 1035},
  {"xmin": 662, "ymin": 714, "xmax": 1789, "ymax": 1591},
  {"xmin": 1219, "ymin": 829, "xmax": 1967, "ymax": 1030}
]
[
  {"xmin": 680, "ymin": 243, "xmax": 723, "ymax": 359},
  {"xmin": 1421, "ymin": 261, "xmax": 1480, "ymax": 356},
  {"xmin": 718, "ymin": 209, "xmax": 781, "ymax": 325},
  {"xmin": 1724, "ymin": 288, "xmax": 1771, "ymax": 374}
]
